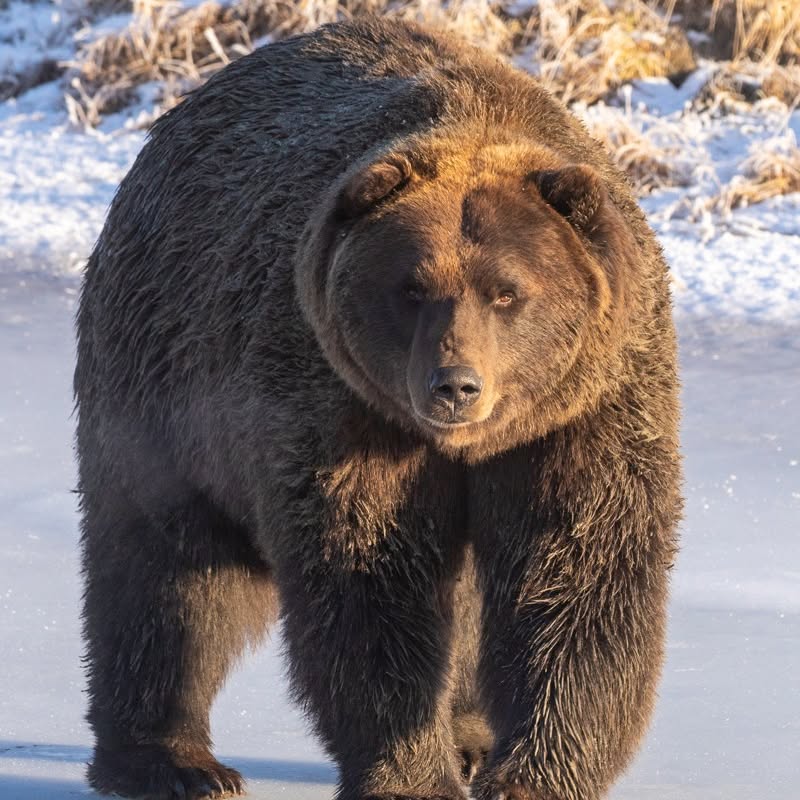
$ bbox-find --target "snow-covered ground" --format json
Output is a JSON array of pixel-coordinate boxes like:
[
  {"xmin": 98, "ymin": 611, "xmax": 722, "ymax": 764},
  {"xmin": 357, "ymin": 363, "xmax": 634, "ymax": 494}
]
[{"xmin": 1, "ymin": 3, "xmax": 799, "ymax": 798}]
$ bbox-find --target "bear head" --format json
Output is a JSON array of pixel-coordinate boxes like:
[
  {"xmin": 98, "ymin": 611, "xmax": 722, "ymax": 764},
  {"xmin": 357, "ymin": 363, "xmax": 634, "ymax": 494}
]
[{"xmin": 296, "ymin": 133, "xmax": 640, "ymax": 462}]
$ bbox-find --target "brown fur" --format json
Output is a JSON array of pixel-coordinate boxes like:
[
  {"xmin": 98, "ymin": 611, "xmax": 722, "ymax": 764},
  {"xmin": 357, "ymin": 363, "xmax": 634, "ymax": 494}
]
[{"xmin": 75, "ymin": 18, "xmax": 681, "ymax": 800}]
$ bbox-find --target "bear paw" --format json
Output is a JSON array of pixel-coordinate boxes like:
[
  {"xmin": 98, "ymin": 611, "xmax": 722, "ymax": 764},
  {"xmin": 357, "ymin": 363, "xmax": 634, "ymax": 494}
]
[
  {"xmin": 458, "ymin": 744, "xmax": 489, "ymax": 784},
  {"xmin": 452, "ymin": 712, "xmax": 492, "ymax": 784},
  {"xmin": 88, "ymin": 743, "xmax": 245, "ymax": 799}
]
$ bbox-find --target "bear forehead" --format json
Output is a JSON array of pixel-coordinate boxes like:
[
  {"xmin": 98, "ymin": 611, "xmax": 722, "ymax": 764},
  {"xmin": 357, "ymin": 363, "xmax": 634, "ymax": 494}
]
[
  {"xmin": 385, "ymin": 173, "xmax": 572, "ymax": 294},
  {"xmin": 459, "ymin": 178, "xmax": 555, "ymax": 246}
]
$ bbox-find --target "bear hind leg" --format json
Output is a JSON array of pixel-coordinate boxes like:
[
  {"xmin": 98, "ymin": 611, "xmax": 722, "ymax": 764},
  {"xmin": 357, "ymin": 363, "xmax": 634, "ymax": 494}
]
[
  {"xmin": 450, "ymin": 551, "xmax": 493, "ymax": 784},
  {"xmin": 452, "ymin": 712, "xmax": 492, "ymax": 784},
  {"xmin": 81, "ymin": 486, "xmax": 277, "ymax": 799}
]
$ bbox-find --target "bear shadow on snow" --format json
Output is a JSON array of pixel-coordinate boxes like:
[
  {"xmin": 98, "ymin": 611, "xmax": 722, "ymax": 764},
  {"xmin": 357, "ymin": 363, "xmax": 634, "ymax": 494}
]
[{"xmin": 74, "ymin": 17, "xmax": 682, "ymax": 800}]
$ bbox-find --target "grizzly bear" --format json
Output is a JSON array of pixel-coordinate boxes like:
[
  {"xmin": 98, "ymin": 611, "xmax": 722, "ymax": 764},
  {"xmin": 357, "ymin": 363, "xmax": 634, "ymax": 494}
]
[{"xmin": 75, "ymin": 17, "xmax": 682, "ymax": 800}]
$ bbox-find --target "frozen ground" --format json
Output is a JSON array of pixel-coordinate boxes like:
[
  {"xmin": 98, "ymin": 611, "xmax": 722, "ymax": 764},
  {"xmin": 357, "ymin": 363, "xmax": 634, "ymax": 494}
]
[
  {"xmin": 2, "ymin": 281, "xmax": 799, "ymax": 800},
  {"xmin": 1, "ymin": 4, "xmax": 799, "ymax": 798}
]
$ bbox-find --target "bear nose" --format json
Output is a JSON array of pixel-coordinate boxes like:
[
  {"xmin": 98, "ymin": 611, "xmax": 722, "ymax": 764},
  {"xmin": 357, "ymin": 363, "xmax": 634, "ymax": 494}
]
[{"xmin": 428, "ymin": 366, "xmax": 483, "ymax": 410}]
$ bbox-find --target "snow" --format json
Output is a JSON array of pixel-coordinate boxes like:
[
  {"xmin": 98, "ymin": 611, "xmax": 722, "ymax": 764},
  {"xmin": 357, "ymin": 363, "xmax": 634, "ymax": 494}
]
[
  {"xmin": 2, "ymin": 282, "xmax": 798, "ymax": 800},
  {"xmin": 5, "ymin": 63, "xmax": 799, "ymax": 322},
  {"xmin": 1, "ymin": 4, "xmax": 798, "ymax": 798},
  {"xmin": 0, "ymin": 84, "xmax": 145, "ymax": 277},
  {"xmin": 0, "ymin": 0, "xmax": 76, "ymax": 81}
]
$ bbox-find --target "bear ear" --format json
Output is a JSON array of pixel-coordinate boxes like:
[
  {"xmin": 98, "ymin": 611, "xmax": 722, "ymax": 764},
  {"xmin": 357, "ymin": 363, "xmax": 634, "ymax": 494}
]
[
  {"xmin": 337, "ymin": 156, "xmax": 414, "ymax": 220},
  {"xmin": 527, "ymin": 165, "xmax": 607, "ymax": 235}
]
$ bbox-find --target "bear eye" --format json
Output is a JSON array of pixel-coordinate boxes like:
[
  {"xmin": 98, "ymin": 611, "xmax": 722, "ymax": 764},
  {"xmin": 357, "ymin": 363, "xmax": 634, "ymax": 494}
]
[
  {"xmin": 402, "ymin": 282, "xmax": 425, "ymax": 303},
  {"xmin": 494, "ymin": 291, "xmax": 516, "ymax": 308}
]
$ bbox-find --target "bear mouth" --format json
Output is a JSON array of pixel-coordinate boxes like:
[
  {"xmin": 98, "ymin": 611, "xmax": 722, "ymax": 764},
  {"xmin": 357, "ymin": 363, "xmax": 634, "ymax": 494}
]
[
  {"xmin": 410, "ymin": 396, "xmax": 499, "ymax": 435},
  {"xmin": 415, "ymin": 414, "xmax": 475, "ymax": 430},
  {"xmin": 408, "ymin": 390, "xmax": 499, "ymax": 440}
]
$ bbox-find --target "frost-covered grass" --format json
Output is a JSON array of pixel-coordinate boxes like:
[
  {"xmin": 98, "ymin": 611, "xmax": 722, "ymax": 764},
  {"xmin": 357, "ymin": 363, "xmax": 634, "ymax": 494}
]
[
  {"xmin": 4, "ymin": 53, "xmax": 799, "ymax": 320},
  {"xmin": 60, "ymin": 0, "xmax": 800, "ymax": 117},
  {"xmin": 1, "ymin": 2, "xmax": 798, "ymax": 343},
  {"xmin": 3, "ymin": 1, "xmax": 799, "ymax": 207}
]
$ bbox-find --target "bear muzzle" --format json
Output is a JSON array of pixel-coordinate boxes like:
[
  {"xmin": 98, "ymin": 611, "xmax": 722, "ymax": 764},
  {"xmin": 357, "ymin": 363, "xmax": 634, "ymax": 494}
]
[
  {"xmin": 429, "ymin": 366, "xmax": 484, "ymax": 414},
  {"xmin": 410, "ymin": 364, "xmax": 494, "ymax": 430}
]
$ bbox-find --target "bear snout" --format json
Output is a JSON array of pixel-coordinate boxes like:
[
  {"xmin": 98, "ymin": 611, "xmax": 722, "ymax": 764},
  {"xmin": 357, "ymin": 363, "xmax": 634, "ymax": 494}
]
[
  {"xmin": 412, "ymin": 364, "xmax": 493, "ymax": 429},
  {"xmin": 428, "ymin": 365, "xmax": 484, "ymax": 415}
]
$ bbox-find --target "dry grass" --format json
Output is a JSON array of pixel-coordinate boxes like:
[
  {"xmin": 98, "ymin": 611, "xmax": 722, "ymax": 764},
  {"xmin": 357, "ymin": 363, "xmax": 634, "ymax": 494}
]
[
  {"xmin": 526, "ymin": 0, "xmax": 800, "ymax": 105},
  {"xmin": 693, "ymin": 61, "xmax": 800, "ymax": 111},
  {"xmin": 654, "ymin": 0, "xmax": 800, "ymax": 64},
  {"xmin": 66, "ymin": 0, "xmax": 800, "ymax": 124},
  {"xmin": 519, "ymin": 0, "xmax": 695, "ymax": 104},
  {"xmin": 581, "ymin": 104, "xmax": 697, "ymax": 194},
  {"xmin": 399, "ymin": 0, "xmax": 513, "ymax": 54},
  {"xmin": 730, "ymin": 0, "xmax": 800, "ymax": 64},
  {"xmin": 657, "ymin": 0, "xmax": 800, "ymax": 111},
  {"xmin": 65, "ymin": 0, "xmax": 516, "ymax": 125},
  {"xmin": 54, "ymin": 0, "xmax": 800, "ymax": 207},
  {"xmin": 64, "ymin": 0, "xmax": 696, "ymax": 119},
  {"xmin": 65, "ymin": 0, "xmax": 282, "ymax": 124},
  {"xmin": 715, "ymin": 128, "xmax": 800, "ymax": 211}
]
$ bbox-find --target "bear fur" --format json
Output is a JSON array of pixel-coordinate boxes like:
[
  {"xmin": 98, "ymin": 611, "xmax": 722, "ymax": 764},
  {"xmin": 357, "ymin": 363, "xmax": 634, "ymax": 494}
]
[{"xmin": 75, "ymin": 17, "xmax": 682, "ymax": 800}]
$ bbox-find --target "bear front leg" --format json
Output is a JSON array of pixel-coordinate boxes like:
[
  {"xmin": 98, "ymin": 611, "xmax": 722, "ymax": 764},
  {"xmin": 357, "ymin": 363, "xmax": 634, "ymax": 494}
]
[
  {"xmin": 81, "ymin": 483, "xmax": 277, "ymax": 799},
  {"xmin": 471, "ymin": 438, "xmax": 680, "ymax": 800},
  {"xmin": 272, "ymin": 458, "xmax": 468, "ymax": 800}
]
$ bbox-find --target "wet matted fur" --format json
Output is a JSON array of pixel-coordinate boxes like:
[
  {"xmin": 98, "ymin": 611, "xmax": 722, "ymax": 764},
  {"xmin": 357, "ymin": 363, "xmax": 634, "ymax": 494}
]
[{"xmin": 75, "ymin": 17, "xmax": 682, "ymax": 800}]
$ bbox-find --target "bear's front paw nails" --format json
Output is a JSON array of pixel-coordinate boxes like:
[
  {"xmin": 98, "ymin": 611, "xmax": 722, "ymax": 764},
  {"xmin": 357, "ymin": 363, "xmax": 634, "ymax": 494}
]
[{"xmin": 88, "ymin": 743, "xmax": 245, "ymax": 799}]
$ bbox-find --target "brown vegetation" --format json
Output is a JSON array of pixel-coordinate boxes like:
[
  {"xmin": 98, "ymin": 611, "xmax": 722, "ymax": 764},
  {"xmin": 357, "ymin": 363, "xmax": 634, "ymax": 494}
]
[
  {"xmin": 56, "ymin": 0, "xmax": 800, "ymax": 205},
  {"xmin": 716, "ymin": 130, "xmax": 800, "ymax": 210},
  {"xmin": 67, "ymin": 0, "xmax": 800, "ymax": 122},
  {"xmin": 581, "ymin": 107, "xmax": 696, "ymax": 195}
]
